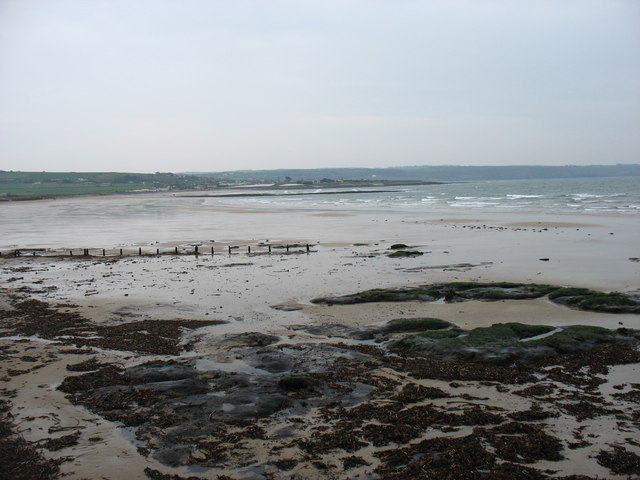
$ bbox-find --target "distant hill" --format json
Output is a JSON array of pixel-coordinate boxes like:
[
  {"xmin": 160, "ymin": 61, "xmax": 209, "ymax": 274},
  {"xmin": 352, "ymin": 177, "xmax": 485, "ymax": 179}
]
[{"xmin": 191, "ymin": 164, "xmax": 640, "ymax": 183}]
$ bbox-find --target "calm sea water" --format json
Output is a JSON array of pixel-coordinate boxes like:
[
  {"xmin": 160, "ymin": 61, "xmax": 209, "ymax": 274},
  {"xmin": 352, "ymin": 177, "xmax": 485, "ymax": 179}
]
[{"xmin": 226, "ymin": 176, "xmax": 640, "ymax": 214}]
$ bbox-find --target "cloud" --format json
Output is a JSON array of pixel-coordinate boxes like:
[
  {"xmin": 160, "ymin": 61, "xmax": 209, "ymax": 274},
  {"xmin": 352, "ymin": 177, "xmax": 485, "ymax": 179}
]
[{"xmin": 0, "ymin": 0, "xmax": 638, "ymax": 171}]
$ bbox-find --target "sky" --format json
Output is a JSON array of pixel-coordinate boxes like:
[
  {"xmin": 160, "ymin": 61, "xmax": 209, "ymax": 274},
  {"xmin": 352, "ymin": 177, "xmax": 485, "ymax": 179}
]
[{"xmin": 0, "ymin": 0, "xmax": 639, "ymax": 173}]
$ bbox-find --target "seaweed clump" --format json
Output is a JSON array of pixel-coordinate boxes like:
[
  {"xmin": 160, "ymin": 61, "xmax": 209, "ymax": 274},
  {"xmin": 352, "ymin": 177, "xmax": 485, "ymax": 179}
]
[
  {"xmin": 311, "ymin": 282, "xmax": 640, "ymax": 313},
  {"xmin": 0, "ymin": 399, "xmax": 59, "ymax": 480},
  {"xmin": 383, "ymin": 317, "xmax": 451, "ymax": 333},
  {"xmin": 387, "ymin": 250, "xmax": 423, "ymax": 258},
  {"xmin": 391, "ymin": 323, "xmax": 640, "ymax": 365},
  {"xmin": 526, "ymin": 325, "xmax": 620, "ymax": 353},
  {"xmin": 549, "ymin": 288, "xmax": 640, "ymax": 313},
  {"xmin": 596, "ymin": 446, "xmax": 640, "ymax": 475}
]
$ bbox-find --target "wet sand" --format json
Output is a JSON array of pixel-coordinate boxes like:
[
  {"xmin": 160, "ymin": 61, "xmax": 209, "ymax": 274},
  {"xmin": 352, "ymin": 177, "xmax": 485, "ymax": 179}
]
[{"xmin": 1, "ymin": 200, "xmax": 639, "ymax": 479}]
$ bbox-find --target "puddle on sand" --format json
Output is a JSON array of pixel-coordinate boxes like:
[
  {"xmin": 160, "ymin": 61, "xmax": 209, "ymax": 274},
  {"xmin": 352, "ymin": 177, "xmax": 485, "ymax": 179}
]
[{"xmin": 599, "ymin": 363, "xmax": 640, "ymax": 396}]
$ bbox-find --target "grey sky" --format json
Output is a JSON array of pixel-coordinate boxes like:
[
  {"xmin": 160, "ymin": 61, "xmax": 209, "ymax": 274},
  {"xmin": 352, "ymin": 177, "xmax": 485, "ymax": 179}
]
[{"xmin": 1, "ymin": 0, "xmax": 638, "ymax": 173}]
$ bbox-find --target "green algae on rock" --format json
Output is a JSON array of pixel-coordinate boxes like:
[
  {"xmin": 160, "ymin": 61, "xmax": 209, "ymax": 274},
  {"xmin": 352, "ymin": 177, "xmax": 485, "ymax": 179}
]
[
  {"xmin": 311, "ymin": 281, "xmax": 640, "ymax": 313},
  {"xmin": 387, "ymin": 250, "xmax": 423, "ymax": 258},
  {"xmin": 391, "ymin": 322, "xmax": 640, "ymax": 365},
  {"xmin": 418, "ymin": 329, "xmax": 461, "ymax": 339},
  {"xmin": 383, "ymin": 317, "xmax": 451, "ymax": 333}
]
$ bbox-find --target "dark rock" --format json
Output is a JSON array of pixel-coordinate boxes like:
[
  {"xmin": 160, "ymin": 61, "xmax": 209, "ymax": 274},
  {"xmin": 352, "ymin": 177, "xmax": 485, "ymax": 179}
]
[
  {"xmin": 271, "ymin": 304, "xmax": 303, "ymax": 311},
  {"xmin": 278, "ymin": 375, "xmax": 317, "ymax": 391},
  {"xmin": 387, "ymin": 250, "xmax": 423, "ymax": 258},
  {"xmin": 384, "ymin": 317, "xmax": 452, "ymax": 333},
  {"xmin": 215, "ymin": 332, "xmax": 280, "ymax": 348},
  {"xmin": 153, "ymin": 446, "xmax": 192, "ymax": 467}
]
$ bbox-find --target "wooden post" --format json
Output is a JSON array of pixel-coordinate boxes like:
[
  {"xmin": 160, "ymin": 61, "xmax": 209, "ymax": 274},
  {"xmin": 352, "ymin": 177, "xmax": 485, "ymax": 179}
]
[
  {"xmin": 119, "ymin": 248, "xmax": 123, "ymax": 256},
  {"xmin": 268, "ymin": 245, "xmax": 271, "ymax": 253},
  {"xmin": 102, "ymin": 249, "xmax": 106, "ymax": 256},
  {"xmin": 70, "ymin": 250, "xmax": 73, "ymax": 256},
  {"xmin": 248, "ymin": 245, "xmax": 251, "ymax": 254},
  {"xmin": 156, "ymin": 248, "xmax": 159, "ymax": 255},
  {"xmin": 211, "ymin": 247, "xmax": 214, "ymax": 256},
  {"xmin": 306, "ymin": 244, "xmax": 310, "ymax": 252},
  {"xmin": 175, "ymin": 246, "xmax": 178, "ymax": 254},
  {"xmin": 33, "ymin": 251, "xmax": 36, "ymax": 256},
  {"xmin": 138, "ymin": 247, "xmax": 142, "ymax": 256},
  {"xmin": 195, "ymin": 245, "xmax": 198, "ymax": 255},
  {"xmin": 228, "ymin": 245, "xmax": 232, "ymax": 254}
]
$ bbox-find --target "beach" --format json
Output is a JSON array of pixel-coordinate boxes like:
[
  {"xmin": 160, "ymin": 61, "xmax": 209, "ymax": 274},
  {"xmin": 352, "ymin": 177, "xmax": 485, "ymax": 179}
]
[{"xmin": 1, "ymin": 189, "xmax": 640, "ymax": 479}]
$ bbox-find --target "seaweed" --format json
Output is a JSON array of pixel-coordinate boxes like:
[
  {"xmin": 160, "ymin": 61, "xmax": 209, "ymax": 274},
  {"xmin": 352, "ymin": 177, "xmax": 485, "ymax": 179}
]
[
  {"xmin": 467, "ymin": 323, "xmax": 554, "ymax": 343},
  {"xmin": 387, "ymin": 250, "xmax": 423, "ymax": 258},
  {"xmin": 384, "ymin": 317, "xmax": 451, "ymax": 333},
  {"xmin": 311, "ymin": 281, "xmax": 640, "ymax": 313},
  {"xmin": 354, "ymin": 287, "xmax": 440, "ymax": 303},
  {"xmin": 569, "ymin": 293, "xmax": 635, "ymax": 309},
  {"xmin": 391, "ymin": 323, "xmax": 639, "ymax": 365},
  {"xmin": 342, "ymin": 455, "xmax": 370, "ymax": 470},
  {"xmin": 550, "ymin": 290, "xmax": 639, "ymax": 313},
  {"xmin": 596, "ymin": 446, "xmax": 640, "ymax": 475},
  {"xmin": 0, "ymin": 400, "xmax": 60, "ymax": 480},
  {"xmin": 442, "ymin": 282, "xmax": 526, "ymax": 289},
  {"xmin": 419, "ymin": 329, "xmax": 461, "ymax": 339},
  {"xmin": 548, "ymin": 287, "xmax": 596, "ymax": 299},
  {"xmin": 527, "ymin": 325, "xmax": 617, "ymax": 353}
]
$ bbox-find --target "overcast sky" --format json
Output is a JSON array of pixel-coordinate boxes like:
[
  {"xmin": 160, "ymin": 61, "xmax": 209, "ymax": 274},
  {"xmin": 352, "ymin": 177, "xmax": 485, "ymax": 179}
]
[{"xmin": 1, "ymin": 0, "xmax": 639, "ymax": 173}]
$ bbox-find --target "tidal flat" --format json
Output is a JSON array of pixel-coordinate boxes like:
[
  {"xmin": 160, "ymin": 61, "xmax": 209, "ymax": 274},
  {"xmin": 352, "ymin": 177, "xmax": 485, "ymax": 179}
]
[{"xmin": 1, "ymin": 194, "xmax": 639, "ymax": 479}]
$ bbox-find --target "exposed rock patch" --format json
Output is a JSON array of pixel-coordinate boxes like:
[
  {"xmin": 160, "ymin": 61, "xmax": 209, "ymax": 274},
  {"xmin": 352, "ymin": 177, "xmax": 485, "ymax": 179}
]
[{"xmin": 311, "ymin": 281, "xmax": 640, "ymax": 313}]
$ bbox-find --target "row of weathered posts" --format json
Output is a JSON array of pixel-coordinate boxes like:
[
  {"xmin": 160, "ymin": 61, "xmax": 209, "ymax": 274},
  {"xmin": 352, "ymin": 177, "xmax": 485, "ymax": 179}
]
[{"xmin": 2, "ymin": 244, "xmax": 312, "ymax": 258}]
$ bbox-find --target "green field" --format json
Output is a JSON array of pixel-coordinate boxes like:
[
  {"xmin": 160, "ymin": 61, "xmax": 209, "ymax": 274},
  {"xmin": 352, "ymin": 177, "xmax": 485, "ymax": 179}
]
[
  {"xmin": 0, "ymin": 171, "xmax": 219, "ymax": 200},
  {"xmin": 0, "ymin": 182, "xmax": 158, "ymax": 199}
]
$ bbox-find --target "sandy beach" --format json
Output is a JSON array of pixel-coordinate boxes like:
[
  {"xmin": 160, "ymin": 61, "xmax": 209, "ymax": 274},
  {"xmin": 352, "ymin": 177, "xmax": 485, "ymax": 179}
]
[{"xmin": 1, "ymin": 195, "xmax": 639, "ymax": 479}]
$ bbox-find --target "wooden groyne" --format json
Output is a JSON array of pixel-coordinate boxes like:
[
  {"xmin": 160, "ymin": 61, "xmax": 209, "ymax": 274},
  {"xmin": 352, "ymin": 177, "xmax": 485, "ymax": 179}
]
[{"xmin": 0, "ymin": 243, "xmax": 315, "ymax": 259}]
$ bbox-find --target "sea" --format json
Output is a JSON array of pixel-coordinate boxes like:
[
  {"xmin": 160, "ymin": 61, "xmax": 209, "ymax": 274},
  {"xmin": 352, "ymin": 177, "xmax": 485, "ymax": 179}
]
[
  {"xmin": 224, "ymin": 176, "xmax": 640, "ymax": 214},
  {"xmin": 1, "ymin": 176, "xmax": 638, "ymax": 250}
]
